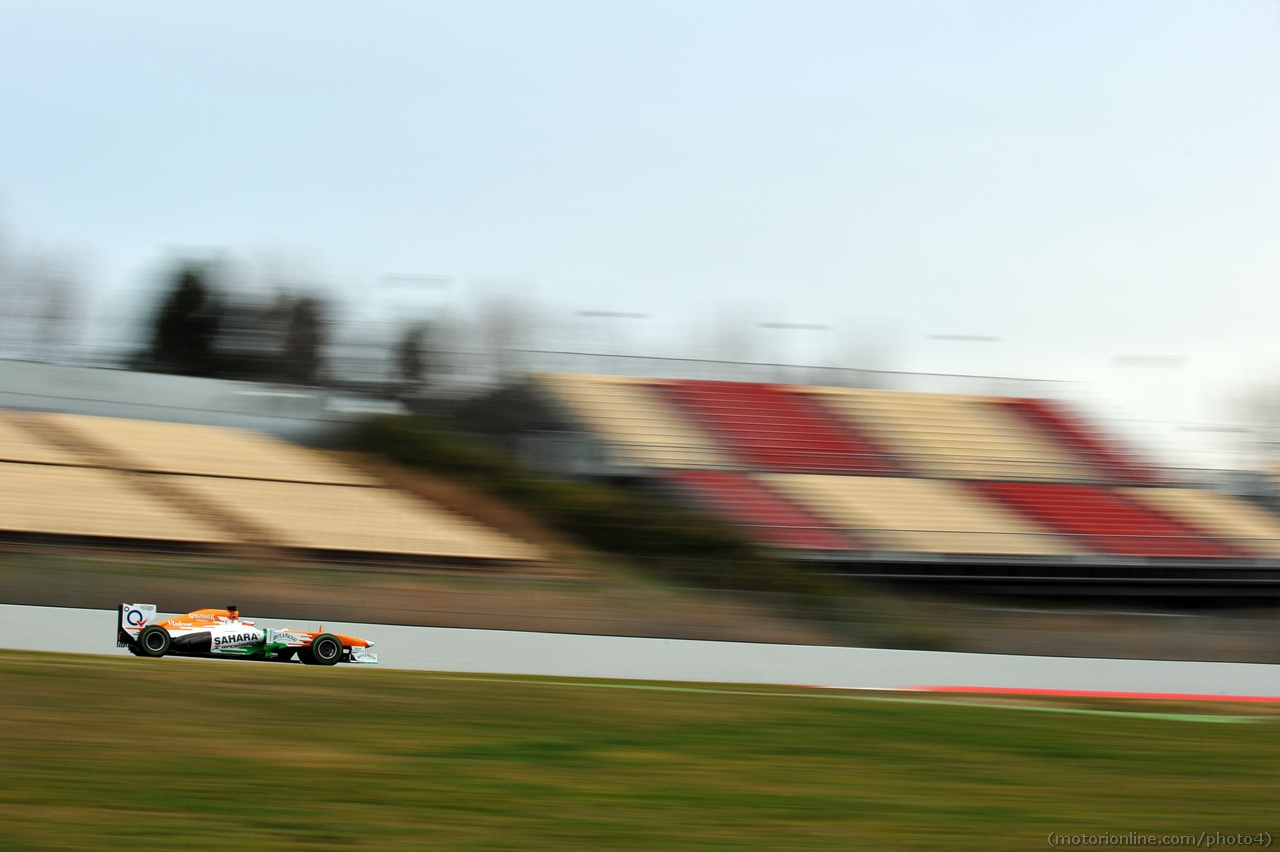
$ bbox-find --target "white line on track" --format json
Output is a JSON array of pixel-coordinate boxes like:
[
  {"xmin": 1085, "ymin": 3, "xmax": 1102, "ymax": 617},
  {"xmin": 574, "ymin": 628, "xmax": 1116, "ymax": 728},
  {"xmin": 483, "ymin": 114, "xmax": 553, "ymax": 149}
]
[{"xmin": 3, "ymin": 603, "xmax": 1279, "ymax": 698}]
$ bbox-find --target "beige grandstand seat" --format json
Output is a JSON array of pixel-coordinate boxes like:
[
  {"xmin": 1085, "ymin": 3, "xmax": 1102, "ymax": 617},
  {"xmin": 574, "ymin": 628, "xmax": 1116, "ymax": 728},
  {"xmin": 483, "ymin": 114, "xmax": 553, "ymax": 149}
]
[
  {"xmin": 1122, "ymin": 487, "xmax": 1280, "ymax": 557},
  {"xmin": 0, "ymin": 408, "xmax": 544, "ymax": 562},
  {"xmin": 170, "ymin": 476, "xmax": 540, "ymax": 561},
  {"xmin": 806, "ymin": 387, "xmax": 1095, "ymax": 481},
  {"xmin": 0, "ymin": 412, "xmax": 88, "ymax": 466},
  {"xmin": 536, "ymin": 373, "xmax": 728, "ymax": 469},
  {"xmin": 762, "ymin": 473, "xmax": 1075, "ymax": 556},
  {"xmin": 43, "ymin": 413, "xmax": 375, "ymax": 485},
  {"xmin": 0, "ymin": 462, "xmax": 233, "ymax": 543}
]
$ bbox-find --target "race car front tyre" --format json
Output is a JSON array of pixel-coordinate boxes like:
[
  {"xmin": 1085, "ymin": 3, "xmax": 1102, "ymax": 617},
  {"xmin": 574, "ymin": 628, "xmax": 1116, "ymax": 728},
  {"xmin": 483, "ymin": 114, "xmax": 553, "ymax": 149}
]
[
  {"xmin": 138, "ymin": 625, "xmax": 171, "ymax": 658},
  {"xmin": 308, "ymin": 634, "xmax": 343, "ymax": 666}
]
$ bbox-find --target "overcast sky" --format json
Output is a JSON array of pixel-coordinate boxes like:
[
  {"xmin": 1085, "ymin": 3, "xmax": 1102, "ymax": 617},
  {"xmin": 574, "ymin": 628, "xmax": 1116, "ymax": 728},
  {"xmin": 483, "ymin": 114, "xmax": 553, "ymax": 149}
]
[{"xmin": 2, "ymin": 1, "xmax": 1279, "ymax": 446}]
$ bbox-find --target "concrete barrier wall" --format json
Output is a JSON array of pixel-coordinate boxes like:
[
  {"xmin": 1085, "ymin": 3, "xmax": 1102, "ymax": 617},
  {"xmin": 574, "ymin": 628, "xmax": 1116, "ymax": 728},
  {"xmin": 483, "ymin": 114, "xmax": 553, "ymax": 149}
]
[{"xmin": 7, "ymin": 604, "xmax": 1279, "ymax": 697}]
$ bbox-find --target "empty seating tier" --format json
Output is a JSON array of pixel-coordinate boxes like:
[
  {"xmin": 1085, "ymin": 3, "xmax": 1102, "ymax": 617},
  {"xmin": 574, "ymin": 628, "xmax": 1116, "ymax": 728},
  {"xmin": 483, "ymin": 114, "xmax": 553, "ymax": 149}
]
[
  {"xmin": 535, "ymin": 374, "xmax": 728, "ymax": 469},
  {"xmin": 664, "ymin": 470, "xmax": 853, "ymax": 552},
  {"xmin": 1122, "ymin": 488, "xmax": 1280, "ymax": 557},
  {"xmin": 45, "ymin": 413, "xmax": 375, "ymax": 485},
  {"xmin": 976, "ymin": 481, "xmax": 1232, "ymax": 558},
  {"xmin": 527, "ymin": 374, "xmax": 1280, "ymax": 563},
  {"xmin": 0, "ymin": 413, "xmax": 84, "ymax": 466},
  {"xmin": 662, "ymin": 380, "xmax": 895, "ymax": 475},
  {"xmin": 0, "ymin": 411, "xmax": 541, "ymax": 562},
  {"xmin": 807, "ymin": 388, "xmax": 1096, "ymax": 482},
  {"xmin": 1002, "ymin": 398, "xmax": 1154, "ymax": 484},
  {"xmin": 762, "ymin": 474, "xmax": 1075, "ymax": 556},
  {"xmin": 0, "ymin": 462, "xmax": 233, "ymax": 544},
  {"xmin": 171, "ymin": 476, "xmax": 540, "ymax": 561}
]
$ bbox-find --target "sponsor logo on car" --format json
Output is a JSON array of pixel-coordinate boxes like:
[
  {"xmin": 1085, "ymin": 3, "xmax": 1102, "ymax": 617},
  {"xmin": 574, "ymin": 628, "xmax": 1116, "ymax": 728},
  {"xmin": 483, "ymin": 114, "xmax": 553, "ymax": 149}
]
[{"xmin": 213, "ymin": 632, "xmax": 261, "ymax": 647}]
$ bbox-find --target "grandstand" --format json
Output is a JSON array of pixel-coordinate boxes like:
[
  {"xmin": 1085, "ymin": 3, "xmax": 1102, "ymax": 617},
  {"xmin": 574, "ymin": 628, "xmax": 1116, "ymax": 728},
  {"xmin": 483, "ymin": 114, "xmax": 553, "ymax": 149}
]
[
  {"xmin": 44, "ymin": 413, "xmax": 376, "ymax": 485},
  {"xmin": 659, "ymin": 379, "xmax": 896, "ymax": 475},
  {"xmin": 535, "ymin": 373, "xmax": 727, "ymax": 470},
  {"xmin": 974, "ymin": 481, "xmax": 1232, "ymax": 559},
  {"xmin": 1121, "ymin": 487, "xmax": 1280, "ymax": 558},
  {"xmin": 805, "ymin": 388, "xmax": 1096, "ymax": 482},
  {"xmin": 7, "ymin": 371, "xmax": 1277, "ymax": 594},
  {"xmin": 173, "ymin": 476, "xmax": 535, "ymax": 560},
  {"xmin": 1000, "ymin": 397, "xmax": 1156, "ymax": 485},
  {"xmin": 0, "ymin": 411, "xmax": 540, "ymax": 565},
  {"xmin": 532, "ymin": 373, "xmax": 1280, "ymax": 595},
  {"xmin": 663, "ymin": 470, "xmax": 852, "ymax": 552},
  {"xmin": 762, "ymin": 474, "xmax": 1075, "ymax": 557},
  {"xmin": 0, "ymin": 462, "xmax": 233, "ymax": 545}
]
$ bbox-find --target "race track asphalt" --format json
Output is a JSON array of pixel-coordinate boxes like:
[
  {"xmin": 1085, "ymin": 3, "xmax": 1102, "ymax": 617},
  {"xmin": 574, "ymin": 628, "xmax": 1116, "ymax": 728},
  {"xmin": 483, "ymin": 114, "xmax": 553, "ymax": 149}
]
[{"xmin": 3, "ymin": 603, "xmax": 1279, "ymax": 697}]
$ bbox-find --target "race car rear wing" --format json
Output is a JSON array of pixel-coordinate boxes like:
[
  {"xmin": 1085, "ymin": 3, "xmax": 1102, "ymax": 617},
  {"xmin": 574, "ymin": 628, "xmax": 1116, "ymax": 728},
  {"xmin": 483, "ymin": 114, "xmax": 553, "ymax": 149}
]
[{"xmin": 117, "ymin": 603, "xmax": 157, "ymax": 647}]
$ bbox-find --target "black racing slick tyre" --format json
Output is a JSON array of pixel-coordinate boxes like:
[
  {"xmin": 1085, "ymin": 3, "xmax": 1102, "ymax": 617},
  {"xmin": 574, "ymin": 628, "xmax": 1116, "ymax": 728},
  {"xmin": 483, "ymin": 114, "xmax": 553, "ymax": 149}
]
[
  {"xmin": 308, "ymin": 634, "xmax": 343, "ymax": 666},
  {"xmin": 138, "ymin": 625, "xmax": 171, "ymax": 658}
]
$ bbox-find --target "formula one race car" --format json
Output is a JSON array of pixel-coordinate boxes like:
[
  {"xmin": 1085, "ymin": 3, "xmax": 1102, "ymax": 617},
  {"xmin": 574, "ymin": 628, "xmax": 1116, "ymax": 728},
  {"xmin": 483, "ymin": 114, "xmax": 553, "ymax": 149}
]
[{"xmin": 117, "ymin": 604, "xmax": 377, "ymax": 666}]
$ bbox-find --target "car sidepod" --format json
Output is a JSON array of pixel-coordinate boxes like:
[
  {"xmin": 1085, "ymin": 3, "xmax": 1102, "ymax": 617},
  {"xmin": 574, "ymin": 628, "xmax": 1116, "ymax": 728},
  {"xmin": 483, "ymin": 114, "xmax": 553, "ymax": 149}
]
[{"xmin": 207, "ymin": 623, "xmax": 268, "ymax": 657}]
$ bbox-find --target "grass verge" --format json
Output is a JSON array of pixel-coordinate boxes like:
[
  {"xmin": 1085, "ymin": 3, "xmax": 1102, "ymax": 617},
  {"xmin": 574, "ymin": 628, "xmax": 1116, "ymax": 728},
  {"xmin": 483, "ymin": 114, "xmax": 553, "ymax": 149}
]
[{"xmin": 1, "ymin": 650, "xmax": 1276, "ymax": 850}]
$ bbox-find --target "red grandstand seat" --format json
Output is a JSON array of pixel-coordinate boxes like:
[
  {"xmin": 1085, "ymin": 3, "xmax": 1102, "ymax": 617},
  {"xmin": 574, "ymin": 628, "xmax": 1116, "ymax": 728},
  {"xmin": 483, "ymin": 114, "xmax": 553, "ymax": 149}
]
[
  {"xmin": 975, "ymin": 481, "xmax": 1234, "ymax": 558},
  {"xmin": 1002, "ymin": 398, "xmax": 1155, "ymax": 484},
  {"xmin": 664, "ymin": 469, "xmax": 855, "ymax": 552},
  {"xmin": 660, "ymin": 380, "xmax": 896, "ymax": 474}
]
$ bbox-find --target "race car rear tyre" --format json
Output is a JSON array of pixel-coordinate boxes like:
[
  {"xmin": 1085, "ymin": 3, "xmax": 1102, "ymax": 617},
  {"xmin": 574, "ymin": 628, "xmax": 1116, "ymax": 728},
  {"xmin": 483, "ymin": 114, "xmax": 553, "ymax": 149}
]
[
  {"xmin": 138, "ymin": 625, "xmax": 171, "ymax": 658},
  {"xmin": 308, "ymin": 634, "xmax": 343, "ymax": 666}
]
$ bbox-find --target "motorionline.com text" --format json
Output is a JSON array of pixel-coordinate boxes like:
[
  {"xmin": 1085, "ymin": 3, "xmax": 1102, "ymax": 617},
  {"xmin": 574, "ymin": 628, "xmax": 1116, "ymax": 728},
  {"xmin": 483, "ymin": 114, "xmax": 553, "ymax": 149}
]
[{"xmin": 1048, "ymin": 832, "xmax": 1271, "ymax": 848}]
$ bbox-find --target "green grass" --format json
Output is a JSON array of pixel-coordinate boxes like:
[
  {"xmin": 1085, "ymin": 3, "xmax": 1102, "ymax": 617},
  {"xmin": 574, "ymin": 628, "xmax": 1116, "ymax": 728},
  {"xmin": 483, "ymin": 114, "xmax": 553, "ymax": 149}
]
[{"xmin": 0, "ymin": 651, "xmax": 1276, "ymax": 850}]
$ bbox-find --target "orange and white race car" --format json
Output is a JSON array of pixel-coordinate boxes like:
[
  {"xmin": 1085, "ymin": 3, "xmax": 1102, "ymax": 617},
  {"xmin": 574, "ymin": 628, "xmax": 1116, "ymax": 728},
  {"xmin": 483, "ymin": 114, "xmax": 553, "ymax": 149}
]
[{"xmin": 117, "ymin": 604, "xmax": 377, "ymax": 666}]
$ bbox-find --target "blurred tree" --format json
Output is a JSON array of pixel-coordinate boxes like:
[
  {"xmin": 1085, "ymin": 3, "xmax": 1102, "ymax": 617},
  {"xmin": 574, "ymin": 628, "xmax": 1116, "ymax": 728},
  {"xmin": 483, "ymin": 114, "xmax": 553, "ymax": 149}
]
[
  {"xmin": 476, "ymin": 296, "xmax": 538, "ymax": 384},
  {"xmin": 0, "ymin": 226, "xmax": 84, "ymax": 363},
  {"xmin": 395, "ymin": 321, "xmax": 435, "ymax": 389},
  {"xmin": 281, "ymin": 295, "xmax": 325, "ymax": 384},
  {"xmin": 150, "ymin": 265, "xmax": 222, "ymax": 376},
  {"xmin": 32, "ymin": 267, "xmax": 78, "ymax": 361}
]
